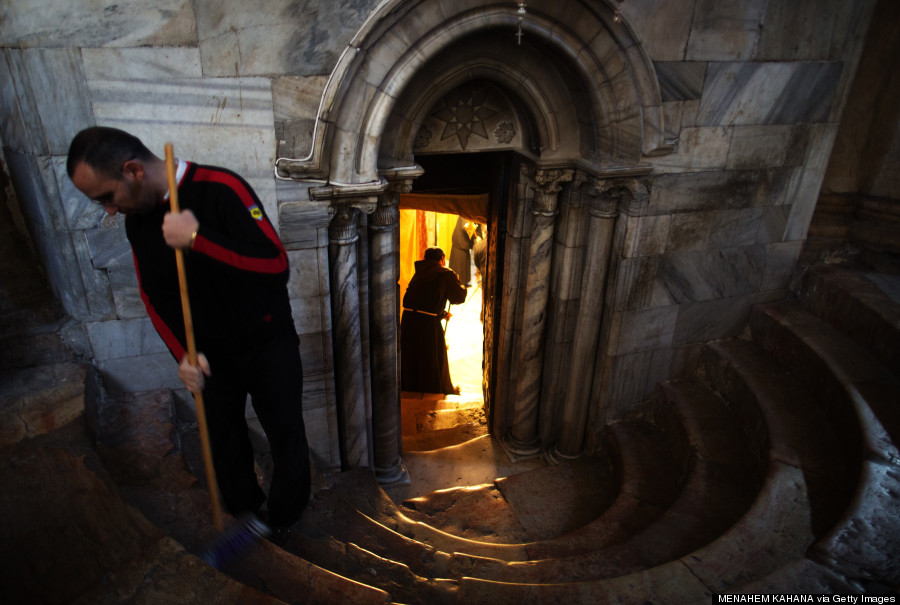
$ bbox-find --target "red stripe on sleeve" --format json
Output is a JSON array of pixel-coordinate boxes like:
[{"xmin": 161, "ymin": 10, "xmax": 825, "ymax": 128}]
[
  {"xmin": 193, "ymin": 236, "xmax": 288, "ymax": 274},
  {"xmin": 133, "ymin": 253, "xmax": 186, "ymax": 361}
]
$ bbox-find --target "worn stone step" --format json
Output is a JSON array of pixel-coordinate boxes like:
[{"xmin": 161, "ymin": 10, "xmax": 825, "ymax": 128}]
[
  {"xmin": 402, "ymin": 421, "xmax": 488, "ymax": 452},
  {"xmin": 307, "ymin": 446, "xmax": 656, "ymax": 578},
  {"xmin": 88, "ymin": 388, "xmax": 212, "ymax": 549},
  {"xmin": 751, "ymin": 301, "xmax": 900, "ymax": 585},
  {"xmin": 423, "ymin": 381, "xmax": 761, "ymax": 584},
  {"xmin": 727, "ymin": 557, "xmax": 860, "ymax": 595},
  {"xmin": 0, "ymin": 445, "xmax": 282, "ymax": 605},
  {"xmin": 403, "ymin": 483, "xmax": 532, "ymax": 543},
  {"xmin": 680, "ymin": 460, "xmax": 814, "ymax": 592},
  {"xmin": 809, "ymin": 459, "xmax": 900, "ymax": 588},
  {"xmin": 83, "ymin": 388, "xmax": 392, "ymax": 604},
  {"xmin": 457, "ymin": 558, "xmax": 714, "ymax": 604},
  {"xmin": 403, "ymin": 455, "xmax": 614, "ymax": 547},
  {"xmin": 0, "ymin": 361, "xmax": 95, "ymax": 446},
  {"xmin": 800, "ymin": 263, "xmax": 900, "ymax": 376},
  {"xmin": 0, "ymin": 304, "xmax": 80, "ymax": 370},
  {"xmin": 301, "ymin": 376, "xmax": 762, "ymax": 585},
  {"xmin": 751, "ymin": 301, "xmax": 900, "ymax": 460},
  {"xmin": 302, "ymin": 469, "xmax": 530, "ymax": 562},
  {"xmin": 524, "ymin": 417, "xmax": 685, "ymax": 560},
  {"xmin": 701, "ymin": 339, "xmax": 857, "ymax": 537},
  {"xmin": 456, "ymin": 464, "xmax": 812, "ymax": 601},
  {"xmin": 298, "ymin": 492, "xmax": 456, "ymax": 577},
  {"xmin": 287, "ymin": 530, "xmax": 456, "ymax": 605}
]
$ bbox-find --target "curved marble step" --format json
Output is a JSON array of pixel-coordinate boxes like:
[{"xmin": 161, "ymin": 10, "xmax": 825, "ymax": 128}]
[
  {"xmin": 750, "ymin": 301, "xmax": 900, "ymax": 585},
  {"xmin": 523, "ymin": 415, "xmax": 686, "ymax": 560},
  {"xmin": 457, "ymin": 380, "xmax": 762, "ymax": 584},
  {"xmin": 701, "ymin": 338, "xmax": 858, "ymax": 537},
  {"xmin": 0, "ymin": 437, "xmax": 284, "ymax": 605},
  {"xmin": 250, "ymin": 531, "xmax": 437, "ymax": 605},
  {"xmin": 305, "ymin": 389, "xmax": 692, "ymax": 569},
  {"xmin": 751, "ymin": 301, "xmax": 900, "ymax": 460},
  {"xmin": 799, "ymin": 264, "xmax": 900, "ymax": 376},
  {"xmin": 86, "ymin": 389, "xmax": 393, "ymax": 605},
  {"xmin": 300, "ymin": 469, "xmax": 530, "ymax": 561},
  {"xmin": 300, "ymin": 416, "xmax": 687, "ymax": 572},
  {"xmin": 298, "ymin": 378, "xmax": 763, "ymax": 587},
  {"xmin": 456, "ymin": 458, "xmax": 817, "ymax": 603}
]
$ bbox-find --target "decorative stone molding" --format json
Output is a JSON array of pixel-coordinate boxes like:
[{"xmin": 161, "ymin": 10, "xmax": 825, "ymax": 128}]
[
  {"xmin": 274, "ymin": 0, "xmax": 670, "ymax": 185},
  {"xmin": 312, "ymin": 179, "xmax": 387, "ymax": 216}
]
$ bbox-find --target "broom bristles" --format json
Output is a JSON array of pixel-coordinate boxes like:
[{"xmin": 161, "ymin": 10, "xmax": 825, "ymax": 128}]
[{"xmin": 198, "ymin": 513, "xmax": 271, "ymax": 569}]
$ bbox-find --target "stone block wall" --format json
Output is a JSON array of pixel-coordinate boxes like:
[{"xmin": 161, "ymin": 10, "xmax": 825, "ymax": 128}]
[{"xmin": 591, "ymin": 0, "xmax": 876, "ymax": 422}]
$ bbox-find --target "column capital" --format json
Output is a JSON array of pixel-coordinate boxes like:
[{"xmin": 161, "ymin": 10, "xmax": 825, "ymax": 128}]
[
  {"xmin": 526, "ymin": 167, "xmax": 574, "ymax": 216},
  {"xmin": 371, "ymin": 194, "xmax": 400, "ymax": 230},
  {"xmin": 591, "ymin": 178, "xmax": 649, "ymax": 217},
  {"xmin": 329, "ymin": 205, "xmax": 361, "ymax": 244}
]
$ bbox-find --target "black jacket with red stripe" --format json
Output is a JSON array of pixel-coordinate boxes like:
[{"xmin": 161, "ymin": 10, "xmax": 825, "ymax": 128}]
[{"xmin": 126, "ymin": 162, "xmax": 293, "ymax": 361}]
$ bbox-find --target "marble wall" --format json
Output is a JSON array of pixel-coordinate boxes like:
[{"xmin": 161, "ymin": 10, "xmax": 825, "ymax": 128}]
[
  {"xmin": 0, "ymin": 0, "xmax": 880, "ymax": 463},
  {"xmin": 587, "ymin": 0, "xmax": 876, "ymax": 423}
]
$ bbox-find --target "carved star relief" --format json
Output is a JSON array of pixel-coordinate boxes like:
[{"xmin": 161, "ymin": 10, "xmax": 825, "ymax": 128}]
[{"xmin": 431, "ymin": 86, "xmax": 498, "ymax": 150}]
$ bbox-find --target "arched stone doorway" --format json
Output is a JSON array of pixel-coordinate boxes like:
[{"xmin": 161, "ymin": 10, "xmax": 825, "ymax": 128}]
[{"xmin": 276, "ymin": 0, "xmax": 668, "ymax": 482}]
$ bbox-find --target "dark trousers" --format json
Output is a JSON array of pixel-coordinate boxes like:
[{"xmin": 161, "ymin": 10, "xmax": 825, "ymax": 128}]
[{"xmin": 202, "ymin": 330, "xmax": 310, "ymax": 527}]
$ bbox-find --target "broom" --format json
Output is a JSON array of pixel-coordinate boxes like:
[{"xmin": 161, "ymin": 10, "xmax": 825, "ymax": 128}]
[{"xmin": 164, "ymin": 144, "xmax": 270, "ymax": 568}]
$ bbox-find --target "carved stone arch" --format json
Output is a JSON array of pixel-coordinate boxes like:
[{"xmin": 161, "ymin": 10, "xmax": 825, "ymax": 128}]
[
  {"xmin": 276, "ymin": 0, "xmax": 670, "ymax": 185},
  {"xmin": 381, "ymin": 48, "xmax": 575, "ymax": 163}
]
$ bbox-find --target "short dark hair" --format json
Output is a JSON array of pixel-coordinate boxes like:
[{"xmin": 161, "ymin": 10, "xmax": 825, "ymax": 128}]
[
  {"xmin": 424, "ymin": 247, "xmax": 445, "ymax": 262},
  {"xmin": 66, "ymin": 126, "xmax": 155, "ymax": 179}
]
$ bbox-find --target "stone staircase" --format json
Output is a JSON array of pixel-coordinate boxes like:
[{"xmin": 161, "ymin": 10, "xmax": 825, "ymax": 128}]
[{"xmin": 1, "ymin": 261, "xmax": 898, "ymax": 603}]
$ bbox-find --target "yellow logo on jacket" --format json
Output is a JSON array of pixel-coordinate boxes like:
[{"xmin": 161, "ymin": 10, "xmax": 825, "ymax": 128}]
[{"xmin": 249, "ymin": 205, "xmax": 263, "ymax": 221}]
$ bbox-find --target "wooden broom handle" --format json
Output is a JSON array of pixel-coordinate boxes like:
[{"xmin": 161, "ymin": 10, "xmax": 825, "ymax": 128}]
[{"xmin": 165, "ymin": 143, "xmax": 224, "ymax": 532}]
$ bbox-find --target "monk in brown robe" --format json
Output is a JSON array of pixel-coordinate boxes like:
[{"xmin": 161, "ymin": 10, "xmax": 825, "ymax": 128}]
[{"xmin": 400, "ymin": 247, "xmax": 467, "ymax": 394}]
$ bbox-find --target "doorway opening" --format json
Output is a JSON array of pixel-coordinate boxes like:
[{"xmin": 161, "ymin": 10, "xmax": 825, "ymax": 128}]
[{"xmin": 396, "ymin": 152, "xmax": 509, "ymax": 451}]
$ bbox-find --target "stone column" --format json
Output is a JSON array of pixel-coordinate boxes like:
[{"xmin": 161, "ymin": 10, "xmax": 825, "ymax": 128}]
[
  {"xmin": 355, "ymin": 210, "xmax": 374, "ymax": 467},
  {"xmin": 368, "ymin": 180, "xmax": 410, "ymax": 485},
  {"xmin": 328, "ymin": 205, "xmax": 369, "ymax": 469},
  {"xmin": 504, "ymin": 167, "xmax": 573, "ymax": 459},
  {"xmin": 554, "ymin": 183, "xmax": 619, "ymax": 460},
  {"xmin": 492, "ymin": 165, "xmax": 529, "ymax": 437}
]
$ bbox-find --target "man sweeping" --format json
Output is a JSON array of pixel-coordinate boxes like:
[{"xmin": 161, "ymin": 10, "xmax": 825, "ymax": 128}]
[{"xmin": 67, "ymin": 127, "xmax": 310, "ymax": 545}]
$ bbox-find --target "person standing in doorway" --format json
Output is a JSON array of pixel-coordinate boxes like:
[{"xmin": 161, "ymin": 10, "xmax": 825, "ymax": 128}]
[
  {"xmin": 449, "ymin": 216, "xmax": 477, "ymax": 287},
  {"xmin": 400, "ymin": 247, "xmax": 467, "ymax": 394},
  {"xmin": 66, "ymin": 126, "xmax": 310, "ymax": 544}
]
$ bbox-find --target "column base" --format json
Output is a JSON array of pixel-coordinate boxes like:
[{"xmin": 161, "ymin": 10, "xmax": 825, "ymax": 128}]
[
  {"xmin": 544, "ymin": 445, "xmax": 582, "ymax": 465},
  {"xmin": 499, "ymin": 433, "xmax": 542, "ymax": 462},
  {"xmin": 374, "ymin": 457, "xmax": 411, "ymax": 487}
]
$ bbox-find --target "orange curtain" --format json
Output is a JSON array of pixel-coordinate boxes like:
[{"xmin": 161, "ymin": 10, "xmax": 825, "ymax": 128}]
[
  {"xmin": 398, "ymin": 192, "xmax": 489, "ymax": 301},
  {"xmin": 398, "ymin": 209, "xmax": 462, "ymax": 302}
]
